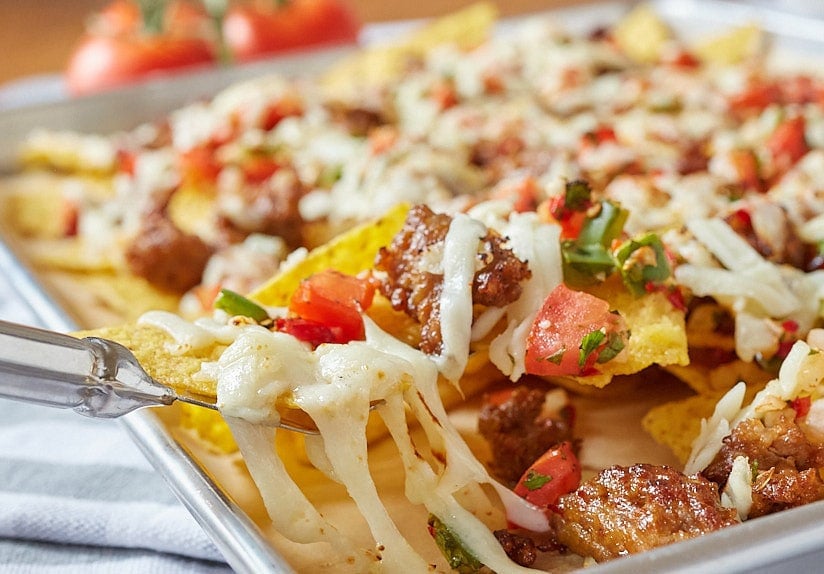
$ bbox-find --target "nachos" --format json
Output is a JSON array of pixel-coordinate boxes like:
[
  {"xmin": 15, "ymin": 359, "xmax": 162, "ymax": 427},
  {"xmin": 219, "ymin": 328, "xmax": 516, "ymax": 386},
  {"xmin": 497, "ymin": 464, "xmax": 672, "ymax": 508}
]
[{"xmin": 6, "ymin": 1, "xmax": 824, "ymax": 571}]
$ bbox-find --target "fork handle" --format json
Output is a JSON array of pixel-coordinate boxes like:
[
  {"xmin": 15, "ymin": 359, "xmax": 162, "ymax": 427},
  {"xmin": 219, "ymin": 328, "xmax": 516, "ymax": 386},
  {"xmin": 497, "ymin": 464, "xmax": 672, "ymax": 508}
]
[{"xmin": 0, "ymin": 320, "xmax": 175, "ymax": 418}]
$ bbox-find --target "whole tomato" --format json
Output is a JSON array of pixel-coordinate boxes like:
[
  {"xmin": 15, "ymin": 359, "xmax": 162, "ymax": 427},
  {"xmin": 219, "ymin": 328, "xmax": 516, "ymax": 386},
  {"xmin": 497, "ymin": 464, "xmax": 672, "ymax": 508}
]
[
  {"xmin": 223, "ymin": 0, "xmax": 361, "ymax": 62},
  {"xmin": 65, "ymin": 0, "xmax": 217, "ymax": 96}
]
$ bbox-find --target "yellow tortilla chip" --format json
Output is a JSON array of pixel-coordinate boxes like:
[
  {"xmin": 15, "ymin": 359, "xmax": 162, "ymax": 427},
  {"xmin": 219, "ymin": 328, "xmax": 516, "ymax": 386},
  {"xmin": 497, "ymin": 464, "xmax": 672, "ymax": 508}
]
[
  {"xmin": 75, "ymin": 322, "xmax": 224, "ymax": 397},
  {"xmin": 167, "ymin": 184, "xmax": 217, "ymax": 239},
  {"xmin": 693, "ymin": 23, "xmax": 763, "ymax": 65},
  {"xmin": 250, "ymin": 202, "xmax": 409, "ymax": 306},
  {"xmin": 613, "ymin": 3, "xmax": 671, "ymax": 63},
  {"xmin": 642, "ymin": 392, "xmax": 717, "ymax": 464},
  {"xmin": 644, "ymin": 377, "xmax": 768, "ymax": 463},
  {"xmin": 178, "ymin": 403, "xmax": 239, "ymax": 454},
  {"xmin": 322, "ymin": 2, "xmax": 497, "ymax": 94},
  {"xmin": 555, "ymin": 281, "xmax": 689, "ymax": 390},
  {"xmin": 665, "ymin": 357, "xmax": 774, "ymax": 396},
  {"xmin": 18, "ymin": 131, "xmax": 117, "ymax": 175}
]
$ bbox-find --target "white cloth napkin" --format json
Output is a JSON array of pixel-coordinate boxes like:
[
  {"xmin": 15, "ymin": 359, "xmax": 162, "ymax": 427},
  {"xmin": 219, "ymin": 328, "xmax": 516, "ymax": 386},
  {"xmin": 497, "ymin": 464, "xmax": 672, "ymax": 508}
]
[{"xmin": 0, "ymin": 271, "xmax": 231, "ymax": 573}]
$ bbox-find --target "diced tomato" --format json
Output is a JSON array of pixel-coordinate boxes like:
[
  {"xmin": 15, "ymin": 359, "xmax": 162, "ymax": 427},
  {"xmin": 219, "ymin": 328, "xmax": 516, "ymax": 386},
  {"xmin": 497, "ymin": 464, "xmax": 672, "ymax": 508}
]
[
  {"xmin": 667, "ymin": 49, "xmax": 700, "ymax": 68},
  {"xmin": 543, "ymin": 195, "xmax": 587, "ymax": 240},
  {"xmin": 579, "ymin": 125, "xmax": 617, "ymax": 150},
  {"xmin": 193, "ymin": 283, "xmax": 222, "ymax": 311},
  {"xmin": 482, "ymin": 71, "xmax": 505, "ymax": 94},
  {"xmin": 728, "ymin": 149, "xmax": 762, "ymax": 192},
  {"xmin": 275, "ymin": 317, "xmax": 339, "ymax": 348},
  {"xmin": 368, "ymin": 126, "xmax": 398, "ymax": 155},
  {"xmin": 116, "ymin": 148, "xmax": 137, "ymax": 176},
  {"xmin": 767, "ymin": 115, "xmax": 809, "ymax": 171},
  {"xmin": 60, "ymin": 198, "xmax": 80, "ymax": 237},
  {"xmin": 241, "ymin": 155, "xmax": 280, "ymax": 184},
  {"xmin": 259, "ymin": 97, "xmax": 304, "ymax": 131},
  {"xmin": 524, "ymin": 284, "xmax": 628, "ymax": 377},
  {"xmin": 790, "ymin": 396, "xmax": 812, "ymax": 419},
  {"xmin": 179, "ymin": 145, "xmax": 222, "ymax": 183},
  {"xmin": 782, "ymin": 319, "xmax": 799, "ymax": 334},
  {"xmin": 728, "ymin": 82, "xmax": 781, "ymax": 115},
  {"xmin": 492, "ymin": 176, "xmax": 539, "ymax": 213},
  {"xmin": 288, "ymin": 270, "xmax": 376, "ymax": 343},
  {"xmin": 430, "ymin": 79, "xmax": 459, "ymax": 110},
  {"xmin": 513, "ymin": 441, "xmax": 581, "ymax": 508}
]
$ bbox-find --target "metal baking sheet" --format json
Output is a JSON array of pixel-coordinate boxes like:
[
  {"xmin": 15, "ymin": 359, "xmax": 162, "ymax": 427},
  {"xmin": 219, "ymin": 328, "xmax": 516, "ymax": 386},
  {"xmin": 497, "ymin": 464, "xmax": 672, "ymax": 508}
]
[{"xmin": 2, "ymin": 1, "xmax": 824, "ymax": 572}]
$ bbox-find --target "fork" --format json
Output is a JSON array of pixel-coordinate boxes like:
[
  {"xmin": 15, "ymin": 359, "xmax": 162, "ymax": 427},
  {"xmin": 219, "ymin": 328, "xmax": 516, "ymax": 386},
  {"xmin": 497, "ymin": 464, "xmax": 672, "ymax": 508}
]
[{"xmin": 0, "ymin": 319, "xmax": 321, "ymax": 434}]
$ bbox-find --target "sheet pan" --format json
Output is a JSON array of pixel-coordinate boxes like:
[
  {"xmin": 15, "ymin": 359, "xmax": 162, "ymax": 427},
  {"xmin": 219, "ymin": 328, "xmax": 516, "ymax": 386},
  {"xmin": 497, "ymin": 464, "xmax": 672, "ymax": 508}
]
[{"xmin": 2, "ymin": 1, "xmax": 824, "ymax": 572}]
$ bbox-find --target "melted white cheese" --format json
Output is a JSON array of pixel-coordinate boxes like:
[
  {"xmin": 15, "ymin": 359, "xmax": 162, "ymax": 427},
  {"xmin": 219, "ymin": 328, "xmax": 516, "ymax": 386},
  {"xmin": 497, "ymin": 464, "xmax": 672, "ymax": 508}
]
[
  {"xmin": 435, "ymin": 214, "xmax": 486, "ymax": 383},
  {"xmin": 487, "ymin": 212, "xmax": 563, "ymax": 380},
  {"xmin": 138, "ymin": 310, "xmax": 246, "ymax": 354},
  {"xmin": 193, "ymin": 312, "xmax": 550, "ymax": 572}
]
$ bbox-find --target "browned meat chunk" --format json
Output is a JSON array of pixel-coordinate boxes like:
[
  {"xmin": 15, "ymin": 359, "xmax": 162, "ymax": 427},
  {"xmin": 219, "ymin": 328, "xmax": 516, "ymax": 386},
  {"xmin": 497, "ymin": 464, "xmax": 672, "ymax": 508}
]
[
  {"xmin": 493, "ymin": 529, "xmax": 539, "ymax": 567},
  {"xmin": 478, "ymin": 385, "xmax": 575, "ymax": 486},
  {"xmin": 124, "ymin": 213, "xmax": 213, "ymax": 293},
  {"xmin": 375, "ymin": 204, "xmax": 531, "ymax": 355},
  {"xmin": 676, "ymin": 140, "xmax": 709, "ymax": 175},
  {"xmin": 216, "ymin": 168, "xmax": 304, "ymax": 248},
  {"xmin": 325, "ymin": 101, "xmax": 387, "ymax": 137},
  {"xmin": 724, "ymin": 208, "xmax": 809, "ymax": 269},
  {"xmin": 703, "ymin": 411, "xmax": 824, "ymax": 518},
  {"xmin": 551, "ymin": 464, "xmax": 739, "ymax": 562}
]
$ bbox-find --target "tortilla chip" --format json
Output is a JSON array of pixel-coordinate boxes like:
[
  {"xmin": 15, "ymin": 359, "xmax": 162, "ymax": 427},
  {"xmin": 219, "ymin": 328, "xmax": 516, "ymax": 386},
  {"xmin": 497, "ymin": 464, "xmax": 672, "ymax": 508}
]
[
  {"xmin": 18, "ymin": 130, "xmax": 117, "ymax": 175},
  {"xmin": 167, "ymin": 184, "xmax": 217, "ymax": 239},
  {"xmin": 613, "ymin": 3, "xmax": 671, "ymax": 63},
  {"xmin": 75, "ymin": 322, "xmax": 224, "ymax": 397},
  {"xmin": 553, "ymin": 281, "xmax": 689, "ymax": 391},
  {"xmin": 644, "ymin": 377, "xmax": 768, "ymax": 463},
  {"xmin": 322, "ymin": 2, "xmax": 497, "ymax": 94},
  {"xmin": 693, "ymin": 23, "xmax": 763, "ymax": 65},
  {"xmin": 642, "ymin": 392, "xmax": 717, "ymax": 464},
  {"xmin": 179, "ymin": 403, "xmax": 239, "ymax": 454},
  {"xmin": 665, "ymin": 357, "xmax": 774, "ymax": 396},
  {"xmin": 250, "ymin": 202, "xmax": 409, "ymax": 306}
]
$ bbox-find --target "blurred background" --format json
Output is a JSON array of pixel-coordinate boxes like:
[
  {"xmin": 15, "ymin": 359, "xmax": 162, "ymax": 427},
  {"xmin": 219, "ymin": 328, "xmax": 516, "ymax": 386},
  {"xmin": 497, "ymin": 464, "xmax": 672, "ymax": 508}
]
[{"xmin": 0, "ymin": 0, "xmax": 584, "ymax": 87}]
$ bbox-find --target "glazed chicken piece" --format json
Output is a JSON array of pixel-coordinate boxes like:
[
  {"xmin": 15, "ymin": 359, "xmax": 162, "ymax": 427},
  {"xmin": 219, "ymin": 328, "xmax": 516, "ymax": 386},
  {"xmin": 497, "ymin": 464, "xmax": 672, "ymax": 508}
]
[{"xmin": 551, "ymin": 464, "xmax": 739, "ymax": 562}]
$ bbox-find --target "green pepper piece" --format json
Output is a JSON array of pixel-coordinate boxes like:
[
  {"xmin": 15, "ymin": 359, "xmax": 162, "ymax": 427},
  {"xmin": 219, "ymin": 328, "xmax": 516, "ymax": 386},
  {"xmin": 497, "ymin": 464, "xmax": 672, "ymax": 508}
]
[
  {"xmin": 427, "ymin": 515, "xmax": 483, "ymax": 574},
  {"xmin": 214, "ymin": 288, "xmax": 270, "ymax": 322},
  {"xmin": 561, "ymin": 241, "xmax": 616, "ymax": 287},
  {"xmin": 614, "ymin": 233, "xmax": 671, "ymax": 296},
  {"xmin": 578, "ymin": 200, "xmax": 629, "ymax": 248}
]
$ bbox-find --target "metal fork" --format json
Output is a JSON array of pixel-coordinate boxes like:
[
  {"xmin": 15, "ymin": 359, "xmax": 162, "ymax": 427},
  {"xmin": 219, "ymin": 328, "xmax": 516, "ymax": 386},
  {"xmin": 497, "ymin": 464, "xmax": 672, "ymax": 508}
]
[{"xmin": 0, "ymin": 320, "xmax": 320, "ymax": 434}]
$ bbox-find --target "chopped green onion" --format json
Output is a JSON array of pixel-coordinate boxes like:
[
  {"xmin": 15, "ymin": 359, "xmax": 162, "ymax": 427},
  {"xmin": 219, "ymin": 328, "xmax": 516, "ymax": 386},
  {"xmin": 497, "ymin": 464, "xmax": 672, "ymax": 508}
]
[{"xmin": 214, "ymin": 289, "xmax": 269, "ymax": 322}]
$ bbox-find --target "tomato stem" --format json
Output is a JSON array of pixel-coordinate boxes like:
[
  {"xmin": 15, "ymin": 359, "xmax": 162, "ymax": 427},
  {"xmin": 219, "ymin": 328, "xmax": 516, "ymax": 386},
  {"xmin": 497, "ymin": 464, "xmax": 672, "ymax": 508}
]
[
  {"xmin": 137, "ymin": 0, "xmax": 167, "ymax": 34},
  {"xmin": 201, "ymin": 0, "xmax": 234, "ymax": 65}
]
